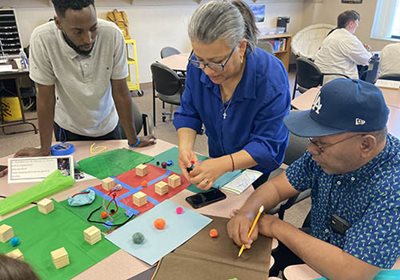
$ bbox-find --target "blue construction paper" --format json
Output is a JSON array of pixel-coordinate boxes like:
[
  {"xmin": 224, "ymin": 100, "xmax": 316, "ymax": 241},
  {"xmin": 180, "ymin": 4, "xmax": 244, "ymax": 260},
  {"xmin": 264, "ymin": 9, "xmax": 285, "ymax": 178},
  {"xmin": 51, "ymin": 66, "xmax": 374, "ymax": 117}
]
[
  {"xmin": 212, "ymin": 170, "xmax": 242, "ymax": 189},
  {"xmin": 105, "ymin": 200, "xmax": 212, "ymax": 265}
]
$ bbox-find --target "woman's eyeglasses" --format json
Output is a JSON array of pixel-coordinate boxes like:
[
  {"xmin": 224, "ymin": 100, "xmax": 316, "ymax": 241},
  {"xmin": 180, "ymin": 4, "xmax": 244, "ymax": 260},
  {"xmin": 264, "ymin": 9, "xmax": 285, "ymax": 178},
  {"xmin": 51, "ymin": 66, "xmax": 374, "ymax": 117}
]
[{"xmin": 188, "ymin": 47, "xmax": 235, "ymax": 73}]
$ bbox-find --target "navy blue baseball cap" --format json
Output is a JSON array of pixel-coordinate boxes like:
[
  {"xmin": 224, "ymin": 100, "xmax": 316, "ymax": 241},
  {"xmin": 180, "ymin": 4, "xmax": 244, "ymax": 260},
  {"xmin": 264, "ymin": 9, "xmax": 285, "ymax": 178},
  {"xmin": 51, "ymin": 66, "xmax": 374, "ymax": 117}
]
[{"xmin": 284, "ymin": 79, "xmax": 389, "ymax": 137}]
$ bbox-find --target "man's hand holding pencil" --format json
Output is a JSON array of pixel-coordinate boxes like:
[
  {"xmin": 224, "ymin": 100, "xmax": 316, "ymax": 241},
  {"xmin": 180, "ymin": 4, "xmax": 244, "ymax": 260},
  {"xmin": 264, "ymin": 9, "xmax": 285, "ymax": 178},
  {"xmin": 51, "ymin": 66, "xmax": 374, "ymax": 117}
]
[{"xmin": 227, "ymin": 205, "xmax": 265, "ymax": 256}]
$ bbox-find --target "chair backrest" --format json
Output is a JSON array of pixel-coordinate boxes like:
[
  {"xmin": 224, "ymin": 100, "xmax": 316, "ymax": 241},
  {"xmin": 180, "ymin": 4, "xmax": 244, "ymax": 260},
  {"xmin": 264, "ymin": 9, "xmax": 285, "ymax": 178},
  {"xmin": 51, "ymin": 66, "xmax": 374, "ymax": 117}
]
[
  {"xmin": 296, "ymin": 57, "xmax": 323, "ymax": 90},
  {"xmin": 160, "ymin": 47, "xmax": 181, "ymax": 58},
  {"xmin": 131, "ymin": 101, "xmax": 143, "ymax": 134},
  {"xmin": 151, "ymin": 62, "xmax": 183, "ymax": 96},
  {"xmin": 291, "ymin": 23, "xmax": 336, "ymax": 59},
  {"xmin": 378, "ymin": 73, "xmax": 400, "ymax": 81},
  {"xmin": 283, "ymin": 133, "xmax": 309, "ymax": 165}
]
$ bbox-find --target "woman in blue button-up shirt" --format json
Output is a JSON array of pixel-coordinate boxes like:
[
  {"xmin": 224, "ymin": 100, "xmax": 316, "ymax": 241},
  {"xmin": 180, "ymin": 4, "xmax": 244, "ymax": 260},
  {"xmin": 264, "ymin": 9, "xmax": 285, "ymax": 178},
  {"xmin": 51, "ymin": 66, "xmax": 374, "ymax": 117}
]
[{"xmin": 173, "ymin": 0, "xmax": 290, "ymax": 190}]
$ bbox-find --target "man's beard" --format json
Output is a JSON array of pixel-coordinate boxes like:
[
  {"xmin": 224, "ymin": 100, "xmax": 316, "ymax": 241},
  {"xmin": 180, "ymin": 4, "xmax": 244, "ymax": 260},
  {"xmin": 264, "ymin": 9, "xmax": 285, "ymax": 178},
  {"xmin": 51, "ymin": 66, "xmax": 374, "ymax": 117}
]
[{"xmin": 62, "ymin": 32, "xmax": 94, "ymax": 56}]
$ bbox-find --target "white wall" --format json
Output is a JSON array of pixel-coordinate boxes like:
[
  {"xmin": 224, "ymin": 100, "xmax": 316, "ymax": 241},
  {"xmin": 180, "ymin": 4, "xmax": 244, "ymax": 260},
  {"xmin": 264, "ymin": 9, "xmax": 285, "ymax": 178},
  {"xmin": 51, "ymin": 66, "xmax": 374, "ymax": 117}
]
[
  {"xmin": 12, "ymin": 0, "xmax": 305, "ymax": 83},
  {"xmin": 14, "ymin": 0, "xmax": 393, "ymax": 83}
]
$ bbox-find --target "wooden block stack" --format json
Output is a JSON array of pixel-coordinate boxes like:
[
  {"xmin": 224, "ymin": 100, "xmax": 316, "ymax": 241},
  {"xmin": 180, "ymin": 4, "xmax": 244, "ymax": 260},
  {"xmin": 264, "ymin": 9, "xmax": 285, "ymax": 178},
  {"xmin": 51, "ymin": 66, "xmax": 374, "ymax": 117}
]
[
  {"xmin": 51, "ymin": 247, "xmax": 70, "ymax": 269},
  {"xmin": 83, "ymin": 226, "xmax": 102, "ymax": 245},
  {"xmin": 102, "ymin": 177, "xmax": 116, "ymax": 191},
  {"xmin": 133, "ymin": 191, "xmax": 147, "ymax": 207},
  {"xmin": 136, "ymin": 164, "xmax": 148, "ymax": 177},
  {"xmin": 0, "ymin": 224, "xmax": 14, "ymax": 243},
  {"xmin": 6, "ymin": 248, "xmax": 24, "ymax": 260},
  {"xmin": 37, "ymin": 198, "xmax": 54, "ymax": 214},
  {"xmin": 155, "ymin": 181, "xmax": 169, "ymax": 196},
  {"xmin": 168, "ymin": 174, "xmax": 181, "ymax": 188}
]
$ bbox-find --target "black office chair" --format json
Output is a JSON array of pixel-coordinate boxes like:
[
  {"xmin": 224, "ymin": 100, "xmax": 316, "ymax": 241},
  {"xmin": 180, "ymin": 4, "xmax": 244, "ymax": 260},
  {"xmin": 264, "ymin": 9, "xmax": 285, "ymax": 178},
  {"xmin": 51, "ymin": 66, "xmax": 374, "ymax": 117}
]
[
  {"xmin": 160, "ymin": 46, "xmax": 181, "ymax": 59},
  {"xmin": 121, "ymin": 100, "xmax": 149, "ymax": 138},
  {"xmin": 268, "ymin": 132, "xmax": 311, "ymax": 221},
  {"xmin": 292, "ymin": 57, "xmax": 350, "ymax": 100},
  {"xmin": 151, "ymin": 62, "xmax": 184, "ymax": 126},
  {"xmin": 378, "ymin": 73, "xmax": 400, "ymax": 81}
]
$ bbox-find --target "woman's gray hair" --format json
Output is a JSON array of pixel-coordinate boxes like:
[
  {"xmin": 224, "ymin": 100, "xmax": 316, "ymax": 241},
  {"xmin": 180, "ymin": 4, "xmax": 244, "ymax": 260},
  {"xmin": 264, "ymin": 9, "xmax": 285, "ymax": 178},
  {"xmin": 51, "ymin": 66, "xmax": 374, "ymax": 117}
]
[{"xmin": 188, "ymin": 0, "xmax": 259, "ymax": 51}]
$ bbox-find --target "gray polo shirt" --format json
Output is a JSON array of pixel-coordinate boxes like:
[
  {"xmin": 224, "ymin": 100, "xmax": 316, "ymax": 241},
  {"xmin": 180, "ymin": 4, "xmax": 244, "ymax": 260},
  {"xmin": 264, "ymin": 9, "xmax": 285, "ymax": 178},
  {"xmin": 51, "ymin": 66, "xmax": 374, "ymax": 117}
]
[{"xmin": 29, "ymin": 19, "xmax": 128, "ymax": 137}]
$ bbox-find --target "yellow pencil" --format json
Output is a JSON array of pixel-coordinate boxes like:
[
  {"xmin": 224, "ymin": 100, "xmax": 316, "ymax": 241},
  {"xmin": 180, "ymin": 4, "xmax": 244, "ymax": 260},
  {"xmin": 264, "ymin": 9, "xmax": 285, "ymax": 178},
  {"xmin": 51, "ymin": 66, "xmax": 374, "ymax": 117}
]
[{"xmin": 237, "ymin": 205, "xmax": 264, "ymax": 257}]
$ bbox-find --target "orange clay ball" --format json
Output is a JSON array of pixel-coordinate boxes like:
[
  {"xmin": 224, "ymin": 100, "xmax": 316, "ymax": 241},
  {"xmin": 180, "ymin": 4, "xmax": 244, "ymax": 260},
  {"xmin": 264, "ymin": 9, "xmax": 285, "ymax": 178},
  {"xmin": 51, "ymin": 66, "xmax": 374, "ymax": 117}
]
[
  {"xmin": 209, "ymin": 228, "xmax": 219, "ymax": 238},
  {"xmin": 141, "ymin": 180, "xmax": 148, "ymax": 187},
  {"xmin": 101, "ymin": 211, "xmax": 108, "ymax": 219},
  {"xmin": 154, "ymin": 218, "xmax": 166, "ymax": 230}
]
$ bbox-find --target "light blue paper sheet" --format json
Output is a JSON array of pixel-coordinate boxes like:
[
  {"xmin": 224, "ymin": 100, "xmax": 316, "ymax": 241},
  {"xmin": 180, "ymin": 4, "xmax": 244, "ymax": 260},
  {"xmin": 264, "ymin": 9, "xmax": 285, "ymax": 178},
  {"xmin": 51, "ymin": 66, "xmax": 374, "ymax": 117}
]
[
  {"xmin": 213, "ymin": 170, "xmax": 242, "ymax": 189},
  {"xmin": 105, "ymin": 200, "xmax": 212, "ymax": 265}
]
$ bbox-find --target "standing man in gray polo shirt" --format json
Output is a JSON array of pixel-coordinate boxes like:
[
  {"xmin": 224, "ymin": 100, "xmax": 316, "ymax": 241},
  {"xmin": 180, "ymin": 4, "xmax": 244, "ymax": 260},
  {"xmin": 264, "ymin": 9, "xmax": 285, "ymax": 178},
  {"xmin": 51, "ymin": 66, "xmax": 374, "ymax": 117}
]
[{"xmin": 16, "ymin": 0, "xmax": 155, "ymax": 157}]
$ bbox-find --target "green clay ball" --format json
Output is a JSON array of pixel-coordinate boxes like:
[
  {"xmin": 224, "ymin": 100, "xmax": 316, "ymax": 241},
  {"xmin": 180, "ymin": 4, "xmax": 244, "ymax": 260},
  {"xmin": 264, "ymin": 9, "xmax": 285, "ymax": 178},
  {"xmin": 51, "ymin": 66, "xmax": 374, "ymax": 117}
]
[{"xmin": 132, "ymin": 232, "xmax": 145, "ymax": 244}]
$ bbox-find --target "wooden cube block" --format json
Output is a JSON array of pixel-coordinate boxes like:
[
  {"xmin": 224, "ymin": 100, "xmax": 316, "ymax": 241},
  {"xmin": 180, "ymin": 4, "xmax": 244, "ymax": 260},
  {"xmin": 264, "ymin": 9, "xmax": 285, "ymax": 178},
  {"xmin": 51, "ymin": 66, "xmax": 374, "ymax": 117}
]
[
  {"xmin": 37, "ymin": 198, "xmax": 54, "ymax": 214},
  {"xmin": 136, "ymin": 164, "xmax": 149, "ymax": 177},
  {"xmin": 51, "ymin": 247, "xmax": 70, "ymax": 269},
  {"xmin": 155, "ymin": 181, "xmax": 169, "ymax": 196},
  {"xmin": 6, "ymin": 248, "xmax": 24, "ymax": 260},
  {"xmin": 0, "ymin": 224, "xmax": 14, "ymax": 243},
  {"xmin": 84, "ymin": 226, "xmax": 102, "ymax": 245},
  {"xmin": 101, "ymin": 177, "xmax": 116, "ymax": 191},
  {"xmin": 168, "ymin": 174, "xmax": 181, "ymax": 188},
  {"xmin": 133, "ymin": 191, "xmax": 147, "ymax": 207}
]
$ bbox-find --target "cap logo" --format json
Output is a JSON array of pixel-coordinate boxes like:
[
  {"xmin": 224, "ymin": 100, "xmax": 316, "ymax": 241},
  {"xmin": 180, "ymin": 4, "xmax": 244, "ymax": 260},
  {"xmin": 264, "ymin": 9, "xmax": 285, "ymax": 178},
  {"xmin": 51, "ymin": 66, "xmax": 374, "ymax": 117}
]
[
  {"xmin": 355, "ymin": 118, "xmax": 366, "ymax": 125},
  {"xmin": 311, "ymin": 91, "xmax": 322, "ymax": 114}
]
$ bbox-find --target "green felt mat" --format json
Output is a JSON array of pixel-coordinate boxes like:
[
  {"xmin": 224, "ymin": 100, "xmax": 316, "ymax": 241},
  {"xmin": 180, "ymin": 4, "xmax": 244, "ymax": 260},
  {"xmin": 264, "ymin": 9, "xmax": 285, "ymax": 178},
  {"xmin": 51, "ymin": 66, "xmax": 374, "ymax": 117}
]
[
  {"xmin": 59, "ymin": 194, "xmax": 132, "ymax": 233},
  {"xmin": 0, "ymin": 201, "xmax": 119, "ymax": 280},
  {"xmin": 149, "ymin": 147, "xmax": 208, "ymax": 193},
  {"xmin": 0, "ymin": 170, "xmax": 74, "ymax": 216},
  {"xmin": 77, "ymin": 148, "xmax": 153, "ymax": 179}
]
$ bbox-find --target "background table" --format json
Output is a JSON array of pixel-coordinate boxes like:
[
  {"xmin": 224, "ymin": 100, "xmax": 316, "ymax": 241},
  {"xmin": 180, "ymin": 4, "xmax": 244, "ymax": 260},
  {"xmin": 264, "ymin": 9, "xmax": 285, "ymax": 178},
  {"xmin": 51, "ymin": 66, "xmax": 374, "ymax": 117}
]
[
  {"xmin": 0, "ymin": 139, "xmax": 263, "ymax": 280},
  {"xmin": 158, "ymin": 53, "xmax": 189, "ymax": 72}
]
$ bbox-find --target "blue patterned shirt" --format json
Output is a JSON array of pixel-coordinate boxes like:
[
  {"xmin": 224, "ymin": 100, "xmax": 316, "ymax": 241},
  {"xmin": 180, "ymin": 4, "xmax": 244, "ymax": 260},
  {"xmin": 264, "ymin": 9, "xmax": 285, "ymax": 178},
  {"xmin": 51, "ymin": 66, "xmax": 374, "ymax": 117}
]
[{"xmin": 286, "ymin": 134, "xmax": 400, "ymax": 268}]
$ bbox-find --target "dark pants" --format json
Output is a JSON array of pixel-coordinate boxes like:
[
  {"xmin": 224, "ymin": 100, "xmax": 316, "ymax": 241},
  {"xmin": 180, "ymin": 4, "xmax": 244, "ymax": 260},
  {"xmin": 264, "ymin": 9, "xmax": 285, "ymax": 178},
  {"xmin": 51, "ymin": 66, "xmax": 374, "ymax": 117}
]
[
  {"xmin": 54, "ymin": 122, "xmax": 123, "ymax": 142},
  {"xmin": 269, "ymin": 228, "xmax": 310, "ymax": 276}
]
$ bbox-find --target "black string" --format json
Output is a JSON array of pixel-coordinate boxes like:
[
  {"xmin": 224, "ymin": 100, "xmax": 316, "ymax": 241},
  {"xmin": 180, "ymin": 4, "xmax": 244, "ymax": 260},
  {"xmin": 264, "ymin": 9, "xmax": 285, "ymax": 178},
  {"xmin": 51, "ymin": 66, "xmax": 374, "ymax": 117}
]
[{"xmin": 86, "ymin": 206, "xmax": 135, "ymax": 227}]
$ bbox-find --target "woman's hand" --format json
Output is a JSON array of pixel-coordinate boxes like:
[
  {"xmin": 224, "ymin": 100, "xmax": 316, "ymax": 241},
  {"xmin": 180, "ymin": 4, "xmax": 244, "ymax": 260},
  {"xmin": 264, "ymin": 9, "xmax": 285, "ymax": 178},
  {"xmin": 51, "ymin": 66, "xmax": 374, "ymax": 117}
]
[
  {"xmin": 178, "ymin": 148, "xmax": 198, "ymax": 180},
  {"xmin": 188, "ymin": 157, "xmax": 230, "ymax": 190}
]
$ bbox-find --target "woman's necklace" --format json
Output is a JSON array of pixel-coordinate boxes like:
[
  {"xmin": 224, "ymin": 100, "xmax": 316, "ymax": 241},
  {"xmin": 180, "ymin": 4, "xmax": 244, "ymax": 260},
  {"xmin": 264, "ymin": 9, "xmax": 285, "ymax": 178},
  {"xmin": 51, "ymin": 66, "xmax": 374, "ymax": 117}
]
[{"xmin": 223, "ymin": 97, "xmax": 233, "ymax": 119}]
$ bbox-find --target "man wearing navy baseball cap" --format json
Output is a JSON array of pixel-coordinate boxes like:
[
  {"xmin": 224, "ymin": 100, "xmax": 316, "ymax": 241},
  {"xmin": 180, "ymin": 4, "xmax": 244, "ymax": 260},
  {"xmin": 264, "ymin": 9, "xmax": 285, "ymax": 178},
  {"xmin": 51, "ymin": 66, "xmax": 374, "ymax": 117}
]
[{"xmin": 228, "ymin": 79, "xmax": 400, "ymax": 279}]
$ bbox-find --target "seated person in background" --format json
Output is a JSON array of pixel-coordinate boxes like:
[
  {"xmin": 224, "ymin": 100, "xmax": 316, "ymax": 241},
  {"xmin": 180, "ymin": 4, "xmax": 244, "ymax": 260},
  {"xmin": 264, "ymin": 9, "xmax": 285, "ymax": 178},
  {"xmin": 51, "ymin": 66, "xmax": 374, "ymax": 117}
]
[
  {"xmin": 0, "ymin": 254, "xmax": 39, "ymax": 280},
  {"xmin": 228, "ymin": 79, "xmax": 400, "ymax": 279},
  {"xmin": 16, "ymin": 0, "xmax": 155, "ymax": 158},
  {"xmin": 314, "ymin": 10, "xmax": 371, "ymax": 83},
  {"xmin": 173, "ymin": 0, "xmax": 290, "ymax": 190},
  {"xmin": 379, "ymin": 43, "xmax": 400, "ymax": 77}
]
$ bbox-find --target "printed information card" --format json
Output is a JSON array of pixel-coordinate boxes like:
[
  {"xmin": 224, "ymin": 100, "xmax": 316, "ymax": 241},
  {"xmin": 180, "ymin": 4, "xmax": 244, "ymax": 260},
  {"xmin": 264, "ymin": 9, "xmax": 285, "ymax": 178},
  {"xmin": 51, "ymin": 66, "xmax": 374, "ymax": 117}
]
[{"xmin": 8, "ymin": 156, "xmax": 74, "ymax": 183}]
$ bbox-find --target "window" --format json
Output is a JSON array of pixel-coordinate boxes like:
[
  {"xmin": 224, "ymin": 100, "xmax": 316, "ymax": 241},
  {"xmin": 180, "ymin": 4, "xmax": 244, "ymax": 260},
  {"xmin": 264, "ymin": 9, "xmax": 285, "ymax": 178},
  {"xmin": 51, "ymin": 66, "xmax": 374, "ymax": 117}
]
[{"xmin": 371, "ymin": 0, "xmax": 400, "ymax": 40}]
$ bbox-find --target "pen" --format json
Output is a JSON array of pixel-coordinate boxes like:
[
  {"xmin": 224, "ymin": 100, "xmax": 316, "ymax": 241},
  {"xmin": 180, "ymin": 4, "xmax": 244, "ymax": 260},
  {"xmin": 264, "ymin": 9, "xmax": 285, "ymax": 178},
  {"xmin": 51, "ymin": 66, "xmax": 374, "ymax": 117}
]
[{"xmin": 238, "ymin": 205, "xmax": 264, "ymax": 257}]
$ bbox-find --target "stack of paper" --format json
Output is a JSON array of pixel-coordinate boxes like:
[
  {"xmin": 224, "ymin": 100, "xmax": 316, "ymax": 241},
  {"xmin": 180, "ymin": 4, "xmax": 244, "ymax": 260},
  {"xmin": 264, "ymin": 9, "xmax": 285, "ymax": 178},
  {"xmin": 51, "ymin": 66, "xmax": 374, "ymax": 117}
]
[
  {"xmin": 375, "ymin": 79, "xmax": 400, "ymax": 89},
  {"xmin": 221, "ymin": 169, "xmax": 262, "ymax": 195}
]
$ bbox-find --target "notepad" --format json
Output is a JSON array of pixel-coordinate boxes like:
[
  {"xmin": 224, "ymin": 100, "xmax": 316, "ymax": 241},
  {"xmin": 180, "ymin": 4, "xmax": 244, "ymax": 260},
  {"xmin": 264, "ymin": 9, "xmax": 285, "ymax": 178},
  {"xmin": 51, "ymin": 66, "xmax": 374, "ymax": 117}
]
[
  {"xmin": 221, "ymin": 169, "xmax": 262, "ymax": 195},
  {"xmin": 375, "ymin": 79, "xmax": 400, "ymax": 89}
]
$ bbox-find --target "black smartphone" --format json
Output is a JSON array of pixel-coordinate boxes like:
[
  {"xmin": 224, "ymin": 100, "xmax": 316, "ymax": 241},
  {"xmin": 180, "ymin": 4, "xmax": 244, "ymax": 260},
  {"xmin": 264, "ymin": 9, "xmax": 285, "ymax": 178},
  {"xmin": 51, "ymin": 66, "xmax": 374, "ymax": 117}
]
[
  {"xmin": 0, "ymin": 165, "xmax": 7, "ymax": 172},
  {"xmin": 185, "ymin": 188, "xmax": 227, "ymax": 209},
  {"xmin": 330, "ymin": 214, "xmax": 351, "ymax": 235}
]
